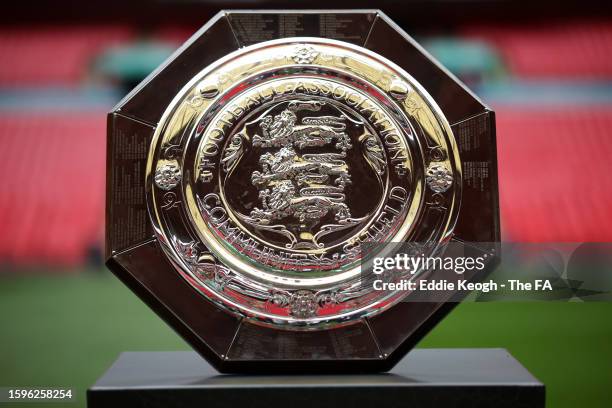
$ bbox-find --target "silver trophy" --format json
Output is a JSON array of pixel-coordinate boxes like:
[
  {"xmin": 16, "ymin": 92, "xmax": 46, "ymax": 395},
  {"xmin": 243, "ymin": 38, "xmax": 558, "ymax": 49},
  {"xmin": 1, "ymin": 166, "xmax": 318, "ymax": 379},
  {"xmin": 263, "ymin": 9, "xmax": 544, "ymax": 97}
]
[{"xmin": 106, "ymin": 10, "xmax": 499, "ymax": 373}]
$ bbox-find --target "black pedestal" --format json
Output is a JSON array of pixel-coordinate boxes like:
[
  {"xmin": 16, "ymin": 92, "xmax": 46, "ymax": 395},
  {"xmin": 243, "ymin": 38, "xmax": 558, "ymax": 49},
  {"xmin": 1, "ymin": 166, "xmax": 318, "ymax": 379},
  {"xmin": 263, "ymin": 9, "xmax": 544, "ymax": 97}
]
[{"xmin": 87, "ymin": 349, "xmax": 544, "ymax": 408}]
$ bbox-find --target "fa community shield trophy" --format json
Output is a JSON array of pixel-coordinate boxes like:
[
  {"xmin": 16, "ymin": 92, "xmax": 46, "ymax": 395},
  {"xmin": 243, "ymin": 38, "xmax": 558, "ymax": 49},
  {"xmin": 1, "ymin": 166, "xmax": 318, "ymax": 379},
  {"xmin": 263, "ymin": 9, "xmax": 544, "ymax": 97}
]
[{"xmin": 106, "ymin": 10, "xmax": 500, "ymax": 373}]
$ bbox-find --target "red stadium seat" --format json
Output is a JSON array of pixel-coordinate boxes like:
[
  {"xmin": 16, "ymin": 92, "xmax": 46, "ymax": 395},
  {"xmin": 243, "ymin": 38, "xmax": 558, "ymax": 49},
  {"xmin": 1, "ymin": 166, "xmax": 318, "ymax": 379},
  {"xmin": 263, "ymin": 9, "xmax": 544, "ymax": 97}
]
[
  {"xmin": 0, "ymin": 26, "xmax": 132, "ymax": 86},
  {"xmin": 462, "ymin": 22, "xmax": 612, "ymax": 78},
  {"xmin": 0, "ymin": 113, "xmax": 105, "ymax": 266},
  {"xmin": 497, "ymin": 108, "xmax": 612, "ymax": 242}
]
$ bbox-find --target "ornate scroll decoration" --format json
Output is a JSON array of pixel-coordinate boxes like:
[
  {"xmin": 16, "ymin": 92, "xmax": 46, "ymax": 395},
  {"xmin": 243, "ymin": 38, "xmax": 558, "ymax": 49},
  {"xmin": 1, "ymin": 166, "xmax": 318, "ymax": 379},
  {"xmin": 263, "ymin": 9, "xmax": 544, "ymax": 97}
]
[
  {"xmin": 220, "ymin": 134, "xmax": 247, "ymax": 174},
  {"xmin": 173, "ymin": 238, "xmax": 360, "ymax": 318},
  {"xmin": 173, "ymin": 238, "xmax": 217, "ymax": 279},
  {"xmin": 359, "ymin": 132, "xmax": 386, "ymax": 176}
]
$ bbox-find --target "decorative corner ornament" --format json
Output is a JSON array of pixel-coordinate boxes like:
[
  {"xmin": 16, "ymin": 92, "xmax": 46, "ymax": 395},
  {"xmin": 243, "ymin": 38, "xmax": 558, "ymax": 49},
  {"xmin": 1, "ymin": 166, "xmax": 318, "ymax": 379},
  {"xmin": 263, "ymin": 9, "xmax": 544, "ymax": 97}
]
[
  {"xmin": 290, "ymin": 44, "xmax": 319, "ymax": 64},
  {"xmin": 154, "ymin": 163, "xmax": 182, "ymax": 190},
  {"xmin": 106, "ymin": 10, "xmax": 500, "ymax": 374},
  {"xmin": 426, "ymin": 164, "xmax": 454, "ymax": 193}
]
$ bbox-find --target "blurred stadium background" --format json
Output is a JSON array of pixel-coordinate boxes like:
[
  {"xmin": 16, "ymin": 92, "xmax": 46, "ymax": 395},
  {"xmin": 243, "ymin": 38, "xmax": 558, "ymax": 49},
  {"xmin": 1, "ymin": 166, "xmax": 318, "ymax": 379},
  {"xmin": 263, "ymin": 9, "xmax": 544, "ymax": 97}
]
[{"xmin": 0, "ymin": 1, "xmax": 611, "ymax": 407}]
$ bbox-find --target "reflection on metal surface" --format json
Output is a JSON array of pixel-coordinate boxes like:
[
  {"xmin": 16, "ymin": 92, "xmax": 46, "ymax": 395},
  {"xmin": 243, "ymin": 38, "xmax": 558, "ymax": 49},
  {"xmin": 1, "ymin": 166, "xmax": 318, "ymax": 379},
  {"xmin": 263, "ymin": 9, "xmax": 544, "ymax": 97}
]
[{"xmin": 146, "ymin": 38, "xmax": 462, "ymax": 328}]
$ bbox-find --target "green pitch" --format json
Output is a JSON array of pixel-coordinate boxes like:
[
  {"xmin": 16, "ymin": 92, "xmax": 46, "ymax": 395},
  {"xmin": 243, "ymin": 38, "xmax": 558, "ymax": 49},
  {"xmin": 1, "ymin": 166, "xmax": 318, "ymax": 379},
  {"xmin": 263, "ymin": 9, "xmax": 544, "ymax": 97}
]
[{"xmin": 1, "ymin": 272, "xmax": 610, "ymax": 408}]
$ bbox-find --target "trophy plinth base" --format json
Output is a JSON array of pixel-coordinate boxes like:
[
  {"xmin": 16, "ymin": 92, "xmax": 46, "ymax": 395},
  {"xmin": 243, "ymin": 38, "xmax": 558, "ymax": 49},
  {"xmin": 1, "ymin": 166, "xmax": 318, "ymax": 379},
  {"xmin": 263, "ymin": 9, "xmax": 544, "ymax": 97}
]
[{"xmin": 88, "ymin": 349, "xmax": 544, "ymax": 408}]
